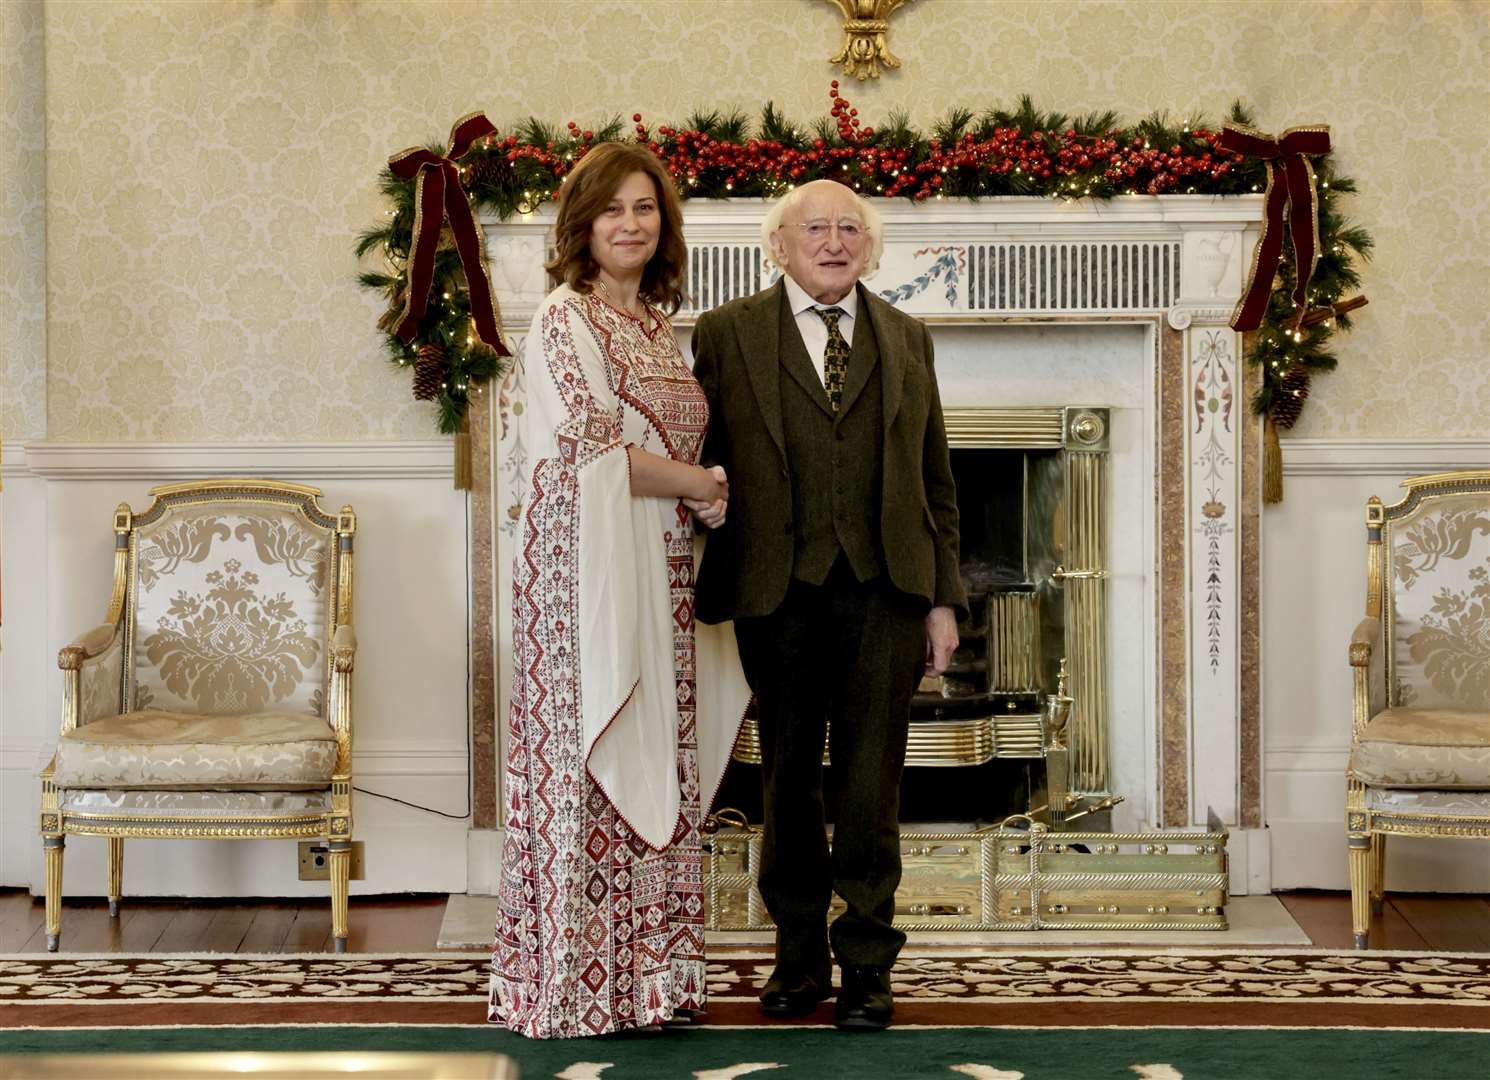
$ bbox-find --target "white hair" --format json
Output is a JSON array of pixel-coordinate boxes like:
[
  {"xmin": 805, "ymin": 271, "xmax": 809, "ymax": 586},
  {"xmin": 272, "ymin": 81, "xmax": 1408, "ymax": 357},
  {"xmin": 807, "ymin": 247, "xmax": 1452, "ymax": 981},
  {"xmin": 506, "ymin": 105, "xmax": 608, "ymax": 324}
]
[{"xmin": 760, "ymin": 184, "xmax": 884, "ymax": 277}]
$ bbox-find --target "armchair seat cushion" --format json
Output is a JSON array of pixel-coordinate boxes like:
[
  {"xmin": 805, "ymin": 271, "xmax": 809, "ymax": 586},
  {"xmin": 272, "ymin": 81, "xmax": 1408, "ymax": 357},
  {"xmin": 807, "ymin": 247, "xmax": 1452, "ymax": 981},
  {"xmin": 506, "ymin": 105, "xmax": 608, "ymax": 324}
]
[
  {"xmin": 1366, "ymin": 787, "xmax": 1490, "ymax": 815},
  {"xmin": 59, "ymin": 788, "xmax": 331, "ymax": 818},
  {"xmin": 1349, "ymin": 707, "xmax": 1490, "ymax": 789},
  {"xmin": 53, "ymin": 710, "xmax": 338, "ymax": 790}
]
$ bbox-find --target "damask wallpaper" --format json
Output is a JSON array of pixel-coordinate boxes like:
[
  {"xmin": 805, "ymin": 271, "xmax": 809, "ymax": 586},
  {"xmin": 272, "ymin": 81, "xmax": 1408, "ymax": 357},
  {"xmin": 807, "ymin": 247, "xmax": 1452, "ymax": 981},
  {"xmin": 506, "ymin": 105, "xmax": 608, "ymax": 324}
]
[
  {"xmin": 1, "ymin": 0, "xmax": 46, "ymax": 442},
  {"xmin": 5, "ymin": 0, "xmax": 1487, "ymax": 442}
]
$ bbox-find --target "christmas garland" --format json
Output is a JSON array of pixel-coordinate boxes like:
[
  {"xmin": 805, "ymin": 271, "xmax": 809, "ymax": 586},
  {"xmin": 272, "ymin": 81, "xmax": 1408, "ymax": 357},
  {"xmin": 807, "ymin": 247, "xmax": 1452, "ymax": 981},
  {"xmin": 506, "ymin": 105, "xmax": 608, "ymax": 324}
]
[{"xmin": 358, "ymin": 86, "xmax": 1370, "ymax": 445}]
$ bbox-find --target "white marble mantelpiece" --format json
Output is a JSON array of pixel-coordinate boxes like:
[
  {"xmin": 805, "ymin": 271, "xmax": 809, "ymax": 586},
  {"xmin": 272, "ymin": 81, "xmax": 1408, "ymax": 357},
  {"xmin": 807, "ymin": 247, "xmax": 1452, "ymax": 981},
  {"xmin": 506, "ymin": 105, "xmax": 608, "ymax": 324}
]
[
  {"xmin": 470, "ymin": 195, "xmax": 1268, "ymax": 889},
  {"xmin": 483, "ymin": 196, "xmax": 1263, "ymax": 327}
]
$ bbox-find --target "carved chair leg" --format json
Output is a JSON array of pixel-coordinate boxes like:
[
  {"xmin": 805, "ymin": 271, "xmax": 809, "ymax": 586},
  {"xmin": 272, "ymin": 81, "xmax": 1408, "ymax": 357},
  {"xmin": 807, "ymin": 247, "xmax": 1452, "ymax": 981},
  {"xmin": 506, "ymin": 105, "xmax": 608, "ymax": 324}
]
[
  {"xmin": 328, "ymin": 840, "xmax": 351, "ymax": 952},
  {"xmin": 1369, "ymin": 833, "xmax": 1387, "ymax": 915},
  {"xmin": 1347, "ymin": 833, "xmax": 1372, "ymax": 949},
  {"xmin": 107, "ymin": 837, "xmax": 124, "ymax": 918},
  {"xmin": 43, "ymin": 836, "xmax": 64, "ymax": 952}
]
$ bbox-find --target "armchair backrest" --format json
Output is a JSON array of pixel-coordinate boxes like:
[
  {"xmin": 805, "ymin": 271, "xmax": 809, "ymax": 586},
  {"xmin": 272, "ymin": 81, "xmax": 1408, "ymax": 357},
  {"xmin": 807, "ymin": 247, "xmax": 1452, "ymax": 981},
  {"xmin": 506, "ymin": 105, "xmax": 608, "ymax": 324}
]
[
  {"xmin": 1369, "ymin": 470, "xmax": 1490, "ymax": 711},
  {"xmin": 120, "ymin": 480, "xmax": 355, "ymax": 719}
]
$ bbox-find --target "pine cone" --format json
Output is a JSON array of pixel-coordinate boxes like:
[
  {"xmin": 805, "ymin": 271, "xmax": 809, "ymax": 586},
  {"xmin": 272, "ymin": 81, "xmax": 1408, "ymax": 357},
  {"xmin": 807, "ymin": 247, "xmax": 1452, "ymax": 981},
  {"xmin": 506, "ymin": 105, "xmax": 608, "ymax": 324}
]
[
  {"xmin": 468, "ymin": 156, "xmax": 510, "ymax": 190},
  {"xmin": 412, "ymin": 342, "xmax": 447, "ymax": 401},
  {"xmin": 1271, "ymin": 366, "xmax": 1311, "ymax": 429}
]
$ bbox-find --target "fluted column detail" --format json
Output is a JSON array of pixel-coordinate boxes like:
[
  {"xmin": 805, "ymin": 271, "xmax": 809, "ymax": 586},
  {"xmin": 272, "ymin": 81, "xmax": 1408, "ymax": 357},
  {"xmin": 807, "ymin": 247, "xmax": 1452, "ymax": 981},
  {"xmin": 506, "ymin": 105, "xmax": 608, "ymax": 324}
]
[{"xmin": 1064, "ymin": 450, "xmax": 1108, "ymax": 792}]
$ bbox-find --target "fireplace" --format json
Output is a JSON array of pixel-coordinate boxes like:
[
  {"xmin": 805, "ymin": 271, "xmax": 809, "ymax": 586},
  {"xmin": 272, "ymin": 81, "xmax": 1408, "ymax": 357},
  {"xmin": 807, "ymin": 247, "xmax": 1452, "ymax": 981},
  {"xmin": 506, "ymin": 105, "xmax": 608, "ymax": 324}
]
[
  {"xmin": 474, "ymin": 195, "xmax": 1269, "ymax": 901},
  {"xmin": 723, "ymin": 405, "xmax": 1112, "ymax": 830}
]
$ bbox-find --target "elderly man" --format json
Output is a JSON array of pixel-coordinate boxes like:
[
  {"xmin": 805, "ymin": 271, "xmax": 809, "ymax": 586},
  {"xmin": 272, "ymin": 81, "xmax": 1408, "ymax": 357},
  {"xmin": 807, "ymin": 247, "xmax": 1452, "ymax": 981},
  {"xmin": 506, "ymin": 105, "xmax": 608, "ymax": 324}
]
[{"xmin": 690, "ymin": 179, "xmax": 966, "ymax": 1032}]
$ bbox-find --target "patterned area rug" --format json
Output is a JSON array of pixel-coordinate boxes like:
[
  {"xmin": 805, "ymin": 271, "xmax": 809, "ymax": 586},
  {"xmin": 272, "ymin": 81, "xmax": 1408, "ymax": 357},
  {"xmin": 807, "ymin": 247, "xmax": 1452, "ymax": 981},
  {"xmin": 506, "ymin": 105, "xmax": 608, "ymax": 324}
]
[
  {"xmin": 3, "ymin": 949, "xmax": 1488, "ymax": 1030},
  {"xmin": 3, "ymin": 1024, "xmax": 1489, "ymax": 1080}
]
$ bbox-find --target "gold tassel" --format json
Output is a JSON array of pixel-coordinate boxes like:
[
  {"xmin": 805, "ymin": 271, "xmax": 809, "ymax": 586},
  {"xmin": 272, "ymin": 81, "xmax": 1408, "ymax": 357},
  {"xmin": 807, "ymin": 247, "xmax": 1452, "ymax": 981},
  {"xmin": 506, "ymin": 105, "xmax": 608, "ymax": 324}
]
[
  {"xmin": 1263, "ymin": 413, "xmax": 1283, "ymax": 504},
  {"xmin": 453, "ymin": 415, "xmax": 473, "ymax": 491}
]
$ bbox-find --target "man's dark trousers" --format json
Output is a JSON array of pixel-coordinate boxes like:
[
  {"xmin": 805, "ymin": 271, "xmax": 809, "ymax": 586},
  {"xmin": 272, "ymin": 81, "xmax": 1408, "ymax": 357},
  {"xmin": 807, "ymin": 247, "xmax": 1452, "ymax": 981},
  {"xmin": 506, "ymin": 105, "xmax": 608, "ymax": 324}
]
[{"xmin": 734, "ymin": 559, "xmax": 927, "ymax": 978}]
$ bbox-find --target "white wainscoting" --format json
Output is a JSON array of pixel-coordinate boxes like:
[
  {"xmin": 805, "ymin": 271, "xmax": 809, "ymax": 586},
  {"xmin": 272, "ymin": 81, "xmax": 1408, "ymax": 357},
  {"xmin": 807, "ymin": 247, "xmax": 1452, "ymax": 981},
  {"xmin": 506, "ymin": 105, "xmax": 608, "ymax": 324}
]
[
  {"xmin": 1264, "ymin": 437, "xmax": 1490, "ymax": 892},
  {"xmin": 0, "ymin": 442, "xmax": 472, "ymax": 897},
  {"xmin": 8, "ymin": 437, "xmax": 1486, "ymax": 897}
]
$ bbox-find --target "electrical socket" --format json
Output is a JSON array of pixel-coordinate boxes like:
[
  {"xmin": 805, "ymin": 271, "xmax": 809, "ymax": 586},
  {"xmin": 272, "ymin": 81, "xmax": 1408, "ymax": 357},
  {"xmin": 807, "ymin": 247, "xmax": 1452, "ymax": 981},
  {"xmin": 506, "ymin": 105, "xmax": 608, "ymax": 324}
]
[{"xmin": 297, "ymin": 840, "xmax": 366, "ymax": 881}]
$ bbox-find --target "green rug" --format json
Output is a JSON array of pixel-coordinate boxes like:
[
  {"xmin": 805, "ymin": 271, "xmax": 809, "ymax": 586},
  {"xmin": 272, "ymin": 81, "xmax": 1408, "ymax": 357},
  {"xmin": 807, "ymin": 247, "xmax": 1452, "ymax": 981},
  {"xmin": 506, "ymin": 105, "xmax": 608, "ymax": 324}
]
[{"xmin": 3, "ymin": 1025, "xmax": 1486, "ymax": 1080}]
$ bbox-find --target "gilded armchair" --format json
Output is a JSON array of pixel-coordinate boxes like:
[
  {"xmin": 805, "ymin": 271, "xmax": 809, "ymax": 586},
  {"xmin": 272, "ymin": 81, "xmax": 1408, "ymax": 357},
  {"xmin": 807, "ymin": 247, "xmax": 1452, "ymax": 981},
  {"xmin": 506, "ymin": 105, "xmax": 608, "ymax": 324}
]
[
  {"xmin": 1346, "ymin": 470, "xmax": 1490, "ymax": 948},
  {"xmin": 39, "ymin": 480, "xmax": 357, "ymax": 951}
]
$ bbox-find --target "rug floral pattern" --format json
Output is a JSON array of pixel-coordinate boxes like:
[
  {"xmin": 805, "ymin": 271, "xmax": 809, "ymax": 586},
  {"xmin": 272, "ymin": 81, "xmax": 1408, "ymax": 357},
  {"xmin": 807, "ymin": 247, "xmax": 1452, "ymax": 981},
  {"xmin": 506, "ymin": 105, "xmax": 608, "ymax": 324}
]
[{"xmin": 3, "ymin": 952, "xmax": 1487, "ymax": 1006}]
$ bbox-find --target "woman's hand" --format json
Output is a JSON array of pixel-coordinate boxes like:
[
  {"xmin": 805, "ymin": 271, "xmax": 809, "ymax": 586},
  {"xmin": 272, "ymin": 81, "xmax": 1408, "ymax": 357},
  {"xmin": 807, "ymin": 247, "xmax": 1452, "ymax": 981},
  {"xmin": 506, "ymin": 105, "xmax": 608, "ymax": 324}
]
[
  {"xmin": 690, "ymin": 464, "xmax": 728, "ymax": 504},
  {"xmin": 683, "ymin": 465, "xmax": 728, "ymax": 528},
  {"xmin": 627, "ymin": 449, "xmax": 726, "ymax": 505}
]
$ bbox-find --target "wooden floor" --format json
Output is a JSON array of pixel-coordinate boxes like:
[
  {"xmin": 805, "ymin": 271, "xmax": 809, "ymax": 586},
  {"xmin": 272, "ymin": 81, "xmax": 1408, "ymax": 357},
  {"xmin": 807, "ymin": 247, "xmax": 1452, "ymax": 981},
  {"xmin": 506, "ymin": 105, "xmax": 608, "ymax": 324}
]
[
  {"xmin": 0, "ymin": 891, "xmax": 448, "ymax": 954},
  {"xmin": 2, "ymin": 889, "xmax": 1487, "ymax": 953},
  {"xmin": 1279, "ymin": 890, "xmax": 1490, "ymax": 952}
]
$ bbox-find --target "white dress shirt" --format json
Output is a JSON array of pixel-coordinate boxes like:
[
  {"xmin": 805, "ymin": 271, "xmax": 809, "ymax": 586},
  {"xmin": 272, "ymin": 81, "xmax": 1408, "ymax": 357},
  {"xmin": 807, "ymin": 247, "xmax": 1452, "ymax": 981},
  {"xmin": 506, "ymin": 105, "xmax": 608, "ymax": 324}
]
[{"xmin": 783, "ymin": 275, "xmax": 858, "ymax": 388}]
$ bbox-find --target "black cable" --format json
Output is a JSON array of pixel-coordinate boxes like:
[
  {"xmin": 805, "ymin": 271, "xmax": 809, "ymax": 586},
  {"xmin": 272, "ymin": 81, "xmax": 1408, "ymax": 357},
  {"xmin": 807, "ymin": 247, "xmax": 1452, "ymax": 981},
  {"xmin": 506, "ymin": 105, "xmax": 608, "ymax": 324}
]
[
  {"xmin": 352, "ymin": 785, "xmax": 470, "ymax": 820},
  {"xmin": 347, "ymin": 496, "xmax": 479, "ymax": 825}
]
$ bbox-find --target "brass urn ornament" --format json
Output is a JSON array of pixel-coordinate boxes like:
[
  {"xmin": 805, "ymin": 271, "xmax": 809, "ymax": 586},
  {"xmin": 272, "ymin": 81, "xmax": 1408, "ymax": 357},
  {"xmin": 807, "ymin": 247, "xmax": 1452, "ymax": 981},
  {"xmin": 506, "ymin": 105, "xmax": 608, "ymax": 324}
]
[
  {"xmin": 1041, "ymin": 658, "xmax": 1075, "ymax": 824},
  {"xmin": 825, "ymin": 0, "xmax": 913, "ymax": 80}
]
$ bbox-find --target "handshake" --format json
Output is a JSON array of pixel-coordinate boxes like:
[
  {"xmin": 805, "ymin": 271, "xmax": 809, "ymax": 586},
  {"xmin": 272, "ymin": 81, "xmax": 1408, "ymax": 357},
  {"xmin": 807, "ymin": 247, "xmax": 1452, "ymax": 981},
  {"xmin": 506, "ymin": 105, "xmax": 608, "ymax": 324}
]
[{"xmin": 683, "ymin": 464, "xmax": 729, "ymax": 529}]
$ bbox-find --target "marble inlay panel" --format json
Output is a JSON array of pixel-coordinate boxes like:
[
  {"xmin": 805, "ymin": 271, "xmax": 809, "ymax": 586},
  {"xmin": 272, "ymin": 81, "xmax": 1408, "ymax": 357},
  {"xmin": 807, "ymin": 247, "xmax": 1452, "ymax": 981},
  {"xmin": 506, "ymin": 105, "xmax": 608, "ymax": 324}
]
[
  {"xmin": 1240, "ymin": 361, "xmax": 1263, "ymax": 829},
  {"xmin": 1159, "ymin": 324, "xmax": 1190, "ymax": 826},
  {"xmin": 469, "ymin": 391, "xmax": 498, "ymax": 830}
]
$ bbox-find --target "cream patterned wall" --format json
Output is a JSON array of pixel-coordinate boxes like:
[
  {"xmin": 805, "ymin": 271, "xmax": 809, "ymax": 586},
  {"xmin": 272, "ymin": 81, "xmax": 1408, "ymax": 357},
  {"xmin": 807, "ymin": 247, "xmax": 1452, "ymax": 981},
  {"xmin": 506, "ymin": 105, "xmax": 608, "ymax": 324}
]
[
  {"xmin": 13, "ymin": 0, "xmax": 1489, "ymax": 441},
  {"xmin": 1, "ymin": 0, "xmax": 47, "ymax": 442}
]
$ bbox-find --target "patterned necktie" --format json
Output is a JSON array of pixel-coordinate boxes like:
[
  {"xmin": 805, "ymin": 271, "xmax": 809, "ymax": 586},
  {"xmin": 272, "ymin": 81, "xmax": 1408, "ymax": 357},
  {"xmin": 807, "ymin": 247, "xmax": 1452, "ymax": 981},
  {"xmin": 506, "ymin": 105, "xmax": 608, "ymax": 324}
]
[{"xmin": 812, "ymin": 306, "xmax": 849, "ymax": 412}]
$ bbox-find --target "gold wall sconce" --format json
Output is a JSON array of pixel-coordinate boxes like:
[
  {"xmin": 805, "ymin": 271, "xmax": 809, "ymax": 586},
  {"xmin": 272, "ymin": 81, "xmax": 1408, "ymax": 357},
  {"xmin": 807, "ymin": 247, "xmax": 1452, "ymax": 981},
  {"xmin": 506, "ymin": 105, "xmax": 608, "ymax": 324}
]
[{"xmin": 825, "ymin": 0, "xmax": 914, "ymax": 80}]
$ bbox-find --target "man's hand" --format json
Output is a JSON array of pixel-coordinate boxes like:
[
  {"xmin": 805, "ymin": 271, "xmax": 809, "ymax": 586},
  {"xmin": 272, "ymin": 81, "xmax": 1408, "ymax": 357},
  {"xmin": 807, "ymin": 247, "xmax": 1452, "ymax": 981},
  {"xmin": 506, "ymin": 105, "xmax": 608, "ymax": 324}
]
[
  {"xmin": 684, "ymin": 465, "xmax": 728, "ymax": 529},
  {"xmin": 924, "ymin": 606, "xmax": 959, "ymax": 675}
]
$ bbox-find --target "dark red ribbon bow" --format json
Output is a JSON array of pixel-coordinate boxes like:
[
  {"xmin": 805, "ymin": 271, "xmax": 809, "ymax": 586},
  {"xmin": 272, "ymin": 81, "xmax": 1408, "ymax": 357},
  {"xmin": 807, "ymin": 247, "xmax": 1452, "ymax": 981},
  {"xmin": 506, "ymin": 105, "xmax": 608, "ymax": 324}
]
[
  {"xmin": 1219, "ymin": 123, "xmax": 1331, "ymax": 333},
  {"xmin": 388, "ymin": 112, "xmax": 510, "ymax": 357}
]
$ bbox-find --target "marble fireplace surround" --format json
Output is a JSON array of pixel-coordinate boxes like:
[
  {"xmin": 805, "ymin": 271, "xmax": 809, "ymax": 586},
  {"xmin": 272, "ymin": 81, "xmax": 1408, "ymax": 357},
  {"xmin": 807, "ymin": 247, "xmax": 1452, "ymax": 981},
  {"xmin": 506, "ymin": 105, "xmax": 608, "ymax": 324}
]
[{"xmin": 470, "ymin": 196, "xmax": 1265, "ymax": 852}]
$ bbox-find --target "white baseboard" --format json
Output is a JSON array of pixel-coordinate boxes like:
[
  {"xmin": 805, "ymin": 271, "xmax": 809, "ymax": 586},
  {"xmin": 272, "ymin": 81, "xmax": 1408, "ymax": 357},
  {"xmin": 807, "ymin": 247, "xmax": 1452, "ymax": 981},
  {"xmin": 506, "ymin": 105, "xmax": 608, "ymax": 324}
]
[
  {"xmin": 466, "ymin": 828, "xmax": 504, "ymax": 896},
  {"xmin": 1, "ymin": 747, "xmax": 474, "ymax": 895},
  {"xmin": 1270, "ymin": 819, "xmax": 1490, "ymax": 892},
  {"xmin": 30, "ymin": 822, "xmax": 467, "ymax": 900}
]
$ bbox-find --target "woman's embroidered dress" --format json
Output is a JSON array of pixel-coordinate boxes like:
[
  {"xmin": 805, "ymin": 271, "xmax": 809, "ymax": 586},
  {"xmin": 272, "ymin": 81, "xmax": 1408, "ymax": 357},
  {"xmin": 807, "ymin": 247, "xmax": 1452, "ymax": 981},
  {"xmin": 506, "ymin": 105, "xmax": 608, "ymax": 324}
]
[{"xmin": 490, "ymin": 285, "xmax": 747, "ymax": 1039}]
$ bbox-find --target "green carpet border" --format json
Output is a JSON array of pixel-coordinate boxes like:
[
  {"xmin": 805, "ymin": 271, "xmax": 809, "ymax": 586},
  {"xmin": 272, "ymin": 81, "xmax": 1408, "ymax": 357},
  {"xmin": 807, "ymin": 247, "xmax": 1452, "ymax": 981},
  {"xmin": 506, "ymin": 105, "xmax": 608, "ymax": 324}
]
[
  {"xmin": 1, "ymin": 1023, "xmax": 1486, "ymax": 1080},
  {"xmin": 9, "ymin": 947, "xmax": 1489, "ymax": 959},
  {"xmin": 5, "ymin": 1023, "xmax": 1490, "ymax": 1033}
]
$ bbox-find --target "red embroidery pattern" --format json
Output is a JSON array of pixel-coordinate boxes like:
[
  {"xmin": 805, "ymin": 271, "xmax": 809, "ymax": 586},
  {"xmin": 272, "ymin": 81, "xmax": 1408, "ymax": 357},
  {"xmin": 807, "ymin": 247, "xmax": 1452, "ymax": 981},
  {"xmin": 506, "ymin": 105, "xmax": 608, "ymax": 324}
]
[{"xmin": 490, "ymin": 294, "xmax": 709, "ymax": 1038}]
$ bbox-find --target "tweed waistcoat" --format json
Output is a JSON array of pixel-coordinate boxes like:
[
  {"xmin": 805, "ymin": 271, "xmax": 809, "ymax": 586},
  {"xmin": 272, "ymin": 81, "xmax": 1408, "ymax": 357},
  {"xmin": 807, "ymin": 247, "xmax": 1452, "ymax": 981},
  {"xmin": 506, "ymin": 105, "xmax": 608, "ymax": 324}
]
[{"xmin": 778, "ymin": 292, "xmax": 885, "ymax": 587}]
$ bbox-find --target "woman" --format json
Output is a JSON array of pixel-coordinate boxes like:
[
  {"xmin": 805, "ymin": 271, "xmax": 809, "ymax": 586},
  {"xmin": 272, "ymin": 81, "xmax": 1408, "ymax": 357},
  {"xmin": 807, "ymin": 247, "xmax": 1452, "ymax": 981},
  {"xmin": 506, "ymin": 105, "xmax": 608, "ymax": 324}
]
[{"xmin": 489, "ymin": 142, "xmax": 749, "ymax": 1039}]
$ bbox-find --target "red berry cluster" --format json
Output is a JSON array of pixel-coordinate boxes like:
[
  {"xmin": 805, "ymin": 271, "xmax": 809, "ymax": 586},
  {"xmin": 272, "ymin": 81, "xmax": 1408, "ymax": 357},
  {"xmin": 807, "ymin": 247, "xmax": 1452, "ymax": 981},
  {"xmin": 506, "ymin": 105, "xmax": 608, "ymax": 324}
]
[
  {"xmin": 1098, "ymin": 133, "xmax": 1235, "ymax": 193},
  {"xmin": 828, "ymin": 80, "xmax": 873, "ymax": 141},
  {"xmin": 458, "ymin": 86, "xmax": 1254, "ymax": 209},
  {"xmin": 822, "ymin": 85, "xmax": 1242, "ymax": 200},
  {"xmin": 495, "ymin": 134, "xmax": 565, "ymax": 176},
  {"xmin": 875, "ymin": 125, "xmax": 1236, "ymax": 200}
]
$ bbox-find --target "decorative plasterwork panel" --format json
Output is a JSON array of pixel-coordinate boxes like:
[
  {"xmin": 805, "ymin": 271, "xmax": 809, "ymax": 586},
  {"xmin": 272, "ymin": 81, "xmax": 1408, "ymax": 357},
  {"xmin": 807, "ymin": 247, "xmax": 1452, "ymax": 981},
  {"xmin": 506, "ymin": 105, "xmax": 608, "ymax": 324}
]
[{"xmin": 482, "ymin": 196, "xmax": 1261, "ymax": 325}]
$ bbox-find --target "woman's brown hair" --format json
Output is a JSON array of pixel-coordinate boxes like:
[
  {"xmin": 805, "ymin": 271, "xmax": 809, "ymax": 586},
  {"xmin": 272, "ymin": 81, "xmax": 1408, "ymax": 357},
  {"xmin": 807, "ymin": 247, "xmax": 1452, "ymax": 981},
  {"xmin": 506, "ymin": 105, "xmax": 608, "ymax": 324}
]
[{"xmin": 545, "ymin": 142, "xmax": 687, "ymax": 315}]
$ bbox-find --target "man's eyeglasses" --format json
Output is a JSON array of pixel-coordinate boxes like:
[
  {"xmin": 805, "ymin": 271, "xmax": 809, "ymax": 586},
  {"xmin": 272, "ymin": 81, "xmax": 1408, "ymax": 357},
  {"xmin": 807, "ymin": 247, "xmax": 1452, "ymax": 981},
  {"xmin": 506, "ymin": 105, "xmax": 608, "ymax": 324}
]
[{"xmin": 794, "ymin": 219, "xmax": 867, "ymax": 242}]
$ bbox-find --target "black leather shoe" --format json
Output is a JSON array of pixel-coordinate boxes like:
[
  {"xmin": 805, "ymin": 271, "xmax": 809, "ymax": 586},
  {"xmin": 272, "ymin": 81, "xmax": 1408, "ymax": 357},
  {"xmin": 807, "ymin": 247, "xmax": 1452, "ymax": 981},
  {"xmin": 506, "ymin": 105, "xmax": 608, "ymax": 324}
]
[
  {"xmin": 834, "ymin": 966, "xmax": 893, "ymax": 1031},
  {"xmin": 759, "ymin": 966, "xmax": 831, "ymax": 1017}
]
